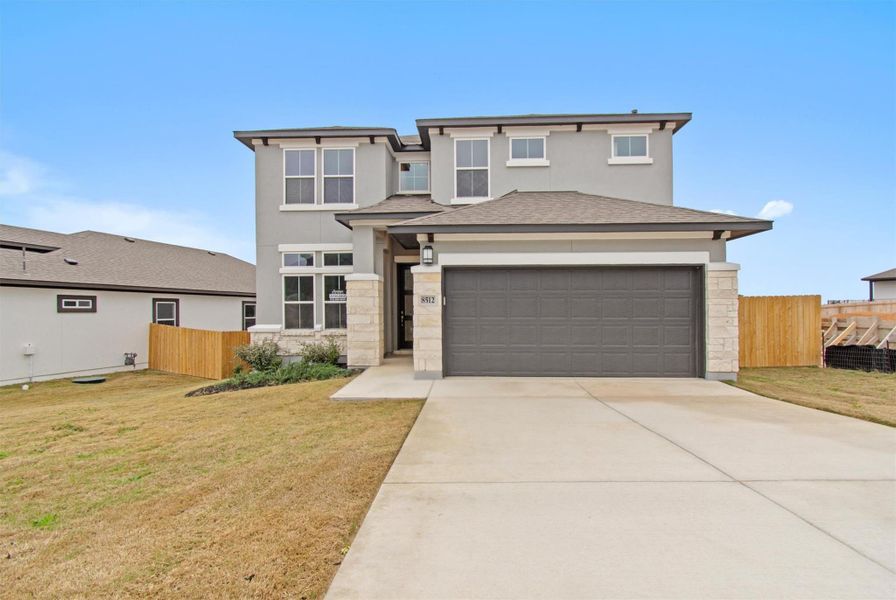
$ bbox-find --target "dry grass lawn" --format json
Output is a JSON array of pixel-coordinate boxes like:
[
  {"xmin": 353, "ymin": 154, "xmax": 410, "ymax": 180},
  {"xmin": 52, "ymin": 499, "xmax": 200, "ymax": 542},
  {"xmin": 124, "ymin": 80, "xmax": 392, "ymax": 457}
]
[
  {"xmin": 733, "ymin": 367, "xmax": 896, "ymax": 426},
  {"xmin": 0, "ymin": 370, "xmax": 423, "ymax": 598}
]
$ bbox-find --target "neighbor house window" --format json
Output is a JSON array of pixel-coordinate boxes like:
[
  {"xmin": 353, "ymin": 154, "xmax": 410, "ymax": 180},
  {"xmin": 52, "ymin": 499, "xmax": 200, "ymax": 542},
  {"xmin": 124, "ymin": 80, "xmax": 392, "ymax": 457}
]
[
  {"xmin": 323, "ymin": 275, "xmax": 347, "ymax": 329},
  {"xmin": 152, "ymin": 298, "xmax": 179, "ymax": 326},
  {"xmin": 242, "ymin": 302, "xmax": 256, "ymax": 330},
  {"xmin": 510, "ymin": 137, "xmax": 545, "ymax": 160},
  {"xmin": 57, "ymin": 295, "xmax": 96, "ymax": 313},
  {"xmin": 323, "ymin": 252, "xmax": 353, "ymax": 267},
  {"xmin": 323, "ymin": 148, "xmax": 354, "ymax": 204},
  {"xmin": 284, "ymin": 149, "xmax": 315, "ymax": 204},
  {"xmin": 283, "ymin": 252, "xmax": 314, "ymax": 267},
  {"xmin": 284, "ymin": 275, "xmax": 314, "ymax": 329},
  {"xmin": 612, "ymin": 135, "xmax": 648, "ymax": 158},
  {"xmin": 455, "ymin": 139, "xmax": 489, "ymax": 199},
  {"xmin": 399, "ymin": 162, "xmax": 430, "ymax": 193}
]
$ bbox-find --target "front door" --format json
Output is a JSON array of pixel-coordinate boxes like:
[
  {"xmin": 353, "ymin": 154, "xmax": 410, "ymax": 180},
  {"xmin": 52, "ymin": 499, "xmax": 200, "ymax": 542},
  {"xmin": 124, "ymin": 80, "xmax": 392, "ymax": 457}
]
[{"xmin": 397, "ymin": 264, "xmax": 414, "ymax": 349}]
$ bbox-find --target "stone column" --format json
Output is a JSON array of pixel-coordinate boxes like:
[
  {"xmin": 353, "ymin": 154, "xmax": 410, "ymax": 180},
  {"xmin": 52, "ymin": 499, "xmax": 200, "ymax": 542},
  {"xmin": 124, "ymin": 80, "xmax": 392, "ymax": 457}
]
[
  {"xmin": 345, "ymin": 274, "xmax": 384, "ymax": 368},
  {"xmin": 411, "ymin": 265, "xmax": 443, "ymax": 379},
  {"xmin": 705, "ymin": 262, "xmax": 740, "ymax": 381}
]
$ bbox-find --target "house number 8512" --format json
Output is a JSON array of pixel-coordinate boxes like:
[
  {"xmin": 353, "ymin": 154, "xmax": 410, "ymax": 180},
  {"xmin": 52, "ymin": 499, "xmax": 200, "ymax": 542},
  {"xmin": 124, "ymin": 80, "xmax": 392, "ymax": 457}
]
[{"xmin": 420, "ymin": 295, "xmax": 437, "ymax": 305}]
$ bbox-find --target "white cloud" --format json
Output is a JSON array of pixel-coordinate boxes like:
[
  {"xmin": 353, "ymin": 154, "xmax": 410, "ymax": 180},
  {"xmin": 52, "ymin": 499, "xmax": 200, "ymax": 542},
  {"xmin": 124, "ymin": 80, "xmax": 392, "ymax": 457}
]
[
  {"xmin": 757, "ymin": 200, "xmax": 794, "ymax": 220},
  {"xmin": 710, "ymin": 208, "xmax": 738, "ymax": 216},
  {"xmin": 0, "ymin": 151, "xmax": 254, "ymax": 262}
]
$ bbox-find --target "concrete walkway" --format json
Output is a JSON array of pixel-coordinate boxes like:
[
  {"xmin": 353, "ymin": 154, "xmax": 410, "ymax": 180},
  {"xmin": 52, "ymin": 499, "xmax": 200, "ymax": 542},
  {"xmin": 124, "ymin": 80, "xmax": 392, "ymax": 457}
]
[
  {"xmin": 327, "ymin": 377, "xmax": 896, "ymax": 599},
  {"xmin": 330, "ymin": 357, "xmax": 431, "ymax": 401}
]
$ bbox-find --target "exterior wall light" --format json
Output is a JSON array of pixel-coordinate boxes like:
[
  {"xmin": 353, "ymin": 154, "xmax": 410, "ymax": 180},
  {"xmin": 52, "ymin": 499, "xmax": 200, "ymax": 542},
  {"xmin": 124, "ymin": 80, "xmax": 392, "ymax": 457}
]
[{"xmin": 421, "ymin": 245, "xmax": 434, "ymax": 266}]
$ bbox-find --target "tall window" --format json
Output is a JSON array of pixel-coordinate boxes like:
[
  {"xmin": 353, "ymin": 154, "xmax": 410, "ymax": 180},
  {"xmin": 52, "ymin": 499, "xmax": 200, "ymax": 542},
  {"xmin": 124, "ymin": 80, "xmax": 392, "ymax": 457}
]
[
  {"xmin": 399, "ymin": 162, "xmax": 430, "ymax": 193},
  {"xmin": 324, "ymin": 275, "xmax": 347, "ymax": 329},
  {"xmin": 510, "ymin": 137, "xmax": 545, "ymax": 160},
  {"xmin": 612, "ymin": 135, "xmax": 648, "ymax": 158},
  {"xmin": 323, "ymin": 148, "xmax": 354, "ymax": 204},
  {"xmin": 152, "ymin": 298, "xmax": 179, "ymax": 326},
  {"xmin": 455, "ymin": 139, "xmax": 489, "ymax": 199},
  {"xmin": 284, "ymin": 149, "xmax": 315, "ymax": 204},
  {"xmin": 242, "ymin": 302, "xmax": 256, "ymax": 330},
  {"xmin": 284, "ymin": 275, "xmax": 314, "ymax": 329}
]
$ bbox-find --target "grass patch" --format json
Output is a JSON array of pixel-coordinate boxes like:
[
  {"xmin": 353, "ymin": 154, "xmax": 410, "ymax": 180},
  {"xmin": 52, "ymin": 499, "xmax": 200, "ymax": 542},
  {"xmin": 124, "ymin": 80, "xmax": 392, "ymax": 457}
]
[
  {"xmin": 0, "ymin": 369, "xmax": 422, "ymax": 598},
  {"xmin": 31, "ymin": 513, "xmax": 58, "ymax": 529},
  {"xmin": 731, "ymin": 367, "xmax": 896, "ymax": 426},
  {"xmin": 0, "ymin": 451, "xmax": 8, "ymax": 460}
]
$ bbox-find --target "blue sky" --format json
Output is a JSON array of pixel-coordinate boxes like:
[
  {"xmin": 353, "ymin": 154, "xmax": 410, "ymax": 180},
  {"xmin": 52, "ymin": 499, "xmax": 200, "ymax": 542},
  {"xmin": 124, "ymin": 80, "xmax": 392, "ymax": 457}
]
[{"xmin": 1, "ymin": 1, "xmax": 893, "ymax": 300}]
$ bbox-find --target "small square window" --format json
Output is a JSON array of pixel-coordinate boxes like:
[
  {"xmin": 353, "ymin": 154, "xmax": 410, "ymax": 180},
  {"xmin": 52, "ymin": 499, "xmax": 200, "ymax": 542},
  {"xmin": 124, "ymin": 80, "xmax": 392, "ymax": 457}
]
[
  {"xmin": 399, "ymin": 162, "xmax": 430, "ymax": 193},
  {"xmin": 612, "ymin": 135, "xmax": 648, "ymax": 158},
  {"xmin": 152, "ymin": 298, "xmax": 179, "ymax": 326},
  {"xmin": 510, "ymin": 138, "xmax": 545, "ymax": 160}
]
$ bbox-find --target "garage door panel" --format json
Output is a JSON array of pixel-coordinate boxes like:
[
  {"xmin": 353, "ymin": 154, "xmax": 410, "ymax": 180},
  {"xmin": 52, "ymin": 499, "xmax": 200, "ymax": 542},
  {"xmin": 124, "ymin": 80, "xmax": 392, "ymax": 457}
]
[{"xmin": 444, "ymin": 267, "xmax": 701, "ymax": 377}]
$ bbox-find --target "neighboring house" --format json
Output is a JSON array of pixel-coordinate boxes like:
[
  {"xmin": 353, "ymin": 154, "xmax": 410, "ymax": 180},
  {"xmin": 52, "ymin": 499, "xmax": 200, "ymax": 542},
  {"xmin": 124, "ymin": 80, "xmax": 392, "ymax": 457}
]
[
  {"xmin": 235, "ymin": 111, "xmax": 771, "ymax": 380},
  {"xmin": 862, "ymin": 268, "xmax": 896, "ymax": 301},
  {"xmin": 0, "ymin": 225, "xmax": 256, "ymax": 385}
]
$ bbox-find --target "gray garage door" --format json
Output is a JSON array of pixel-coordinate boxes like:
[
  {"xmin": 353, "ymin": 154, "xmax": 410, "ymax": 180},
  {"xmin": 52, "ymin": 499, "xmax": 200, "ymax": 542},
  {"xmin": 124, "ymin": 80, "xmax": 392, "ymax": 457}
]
[{"xmin": 443, "ymin": 266, "xmax": 703, "ymax": 377}]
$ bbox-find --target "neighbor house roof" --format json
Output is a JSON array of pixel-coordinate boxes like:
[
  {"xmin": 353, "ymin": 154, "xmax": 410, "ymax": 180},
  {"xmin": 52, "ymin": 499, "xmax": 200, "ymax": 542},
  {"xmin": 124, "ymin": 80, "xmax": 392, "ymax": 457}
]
[
  {"xmin": 0, "ymin": 224, "xmax": 255, "ymax": 296},
  {"xmin": 387, "ymin": 191, "xmax": 772, "ymax": 239},
  {"xmin": 235, "ymin": 111, "xmax": 690, "ymax": 152},
  {"xmin": 862, "ymin": 268, "xmax": 896, "ymax": 282}
]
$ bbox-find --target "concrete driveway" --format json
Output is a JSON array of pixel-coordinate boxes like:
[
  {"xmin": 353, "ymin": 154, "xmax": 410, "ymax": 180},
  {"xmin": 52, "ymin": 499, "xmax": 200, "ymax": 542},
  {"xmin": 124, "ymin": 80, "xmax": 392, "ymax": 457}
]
[{"xmin": 327, "ymin": 378, "xmax": 896, "ymax": 599}]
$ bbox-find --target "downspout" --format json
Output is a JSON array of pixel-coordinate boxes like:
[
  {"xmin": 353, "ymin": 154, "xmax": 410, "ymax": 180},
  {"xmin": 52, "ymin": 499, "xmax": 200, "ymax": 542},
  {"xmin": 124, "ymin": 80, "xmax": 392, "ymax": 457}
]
[{"xmin": 869, "ymin": 281, "xmax": 874, "ymax": 302}]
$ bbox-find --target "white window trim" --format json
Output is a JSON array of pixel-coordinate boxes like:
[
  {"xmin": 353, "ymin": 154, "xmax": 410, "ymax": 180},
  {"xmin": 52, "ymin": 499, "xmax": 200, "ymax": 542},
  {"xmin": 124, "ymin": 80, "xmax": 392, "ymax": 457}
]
[
  {"xmin": 322, "ymin": 147, "xmax": 356, "ymax": 206},
  {"xmin": 453, "ymin": 137, "xmax": 491, "ymax": 205},
  {"xmin": 279, "ymin": 204, "xmax": 357, "ymax": 212},
  {"xmin": 506, "ymin": 135, "xmax": 549, "ymax": 167},
  {"xmin": 282, "ymin": 149, "xmax": 316, "ymax": 206},
  {"xmin": 282, "ymin": 274, "xmax": 316, "ymax": 331},
  {"xmin": 322, "ymin": 273, "xmax": 348, "ymax": 331},
  {"xmin": 608, "ymin": 134, "xmax": 653, "ymax": 165},
  {"xmin": 398, "ymin": 160, "xmax": 431, "ymax": 194},
  {"xmin": 62, "ymin": 298, "xmax": 93, "ymax": 309},
  {"xmin": 153, "ymin": 300, "xmax": 178, "ymax": 326}
]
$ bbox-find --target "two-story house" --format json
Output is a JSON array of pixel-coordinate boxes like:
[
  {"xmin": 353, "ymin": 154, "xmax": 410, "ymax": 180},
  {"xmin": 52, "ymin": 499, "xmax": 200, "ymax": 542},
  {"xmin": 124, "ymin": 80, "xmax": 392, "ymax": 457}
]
[{"xmin": 235, "ymin": 112, "xmax": 771, "ymax": 381}]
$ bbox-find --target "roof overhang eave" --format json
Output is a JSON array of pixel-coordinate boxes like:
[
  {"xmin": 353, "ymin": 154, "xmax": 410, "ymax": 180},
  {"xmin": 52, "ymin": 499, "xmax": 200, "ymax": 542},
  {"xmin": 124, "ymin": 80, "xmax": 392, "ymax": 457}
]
[
  {"xmin": 387, "ymin": 221, "xmax": 773, "ymax": 236},
  {"xmin": 335, "ymin": 211, "xmax": 445, "ymax": 230},
  {"xmin": 233, "ymin": 129, "xmax": 403, "ymax": 152}
]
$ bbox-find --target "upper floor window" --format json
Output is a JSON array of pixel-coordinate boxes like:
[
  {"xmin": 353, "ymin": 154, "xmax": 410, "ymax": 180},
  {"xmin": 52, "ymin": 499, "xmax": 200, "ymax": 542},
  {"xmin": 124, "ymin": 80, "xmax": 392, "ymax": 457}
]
[
  {"xmin": 510, "ymin": 137, "xmax": 545, "ymax": 160},
  {"xmin": 284, "ymin": 149, "xmax": 315, "ymax": 204},
  {"xmin": 612, "ymin": 135, "xmax": 648, "ymax": 158},
  {"xmin": 323, "ymin": 148, "xmax": 354, "ymax": 204},
  {"xmin": 399, "ymin": 162, "xmax": 430, "ymax": 193},
  {"xmin": 283, "ymin": 252, "xmax": 314, "ymax": 267},
  {"xmin": 455, "ymin": 139, "xmax": 489, "ymax": 199}
]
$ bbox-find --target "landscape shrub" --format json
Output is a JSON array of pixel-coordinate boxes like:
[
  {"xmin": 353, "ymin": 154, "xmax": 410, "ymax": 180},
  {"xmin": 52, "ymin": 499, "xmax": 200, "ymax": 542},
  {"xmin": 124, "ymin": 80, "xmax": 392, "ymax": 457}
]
[
  {"xmin": 298, "ymin": 336, "xmax": 343, "ymax": 366},
  {"xmin": 186, "ymin": 361, "xmax": 352, "ymax": 397},
  {"xmin": 234, "ymin": 340, "xmax": 282, "ymax": 373}
]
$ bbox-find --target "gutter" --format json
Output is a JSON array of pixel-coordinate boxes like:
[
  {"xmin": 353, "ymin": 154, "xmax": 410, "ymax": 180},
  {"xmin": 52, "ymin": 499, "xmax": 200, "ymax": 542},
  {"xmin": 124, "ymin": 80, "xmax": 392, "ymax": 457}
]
[{"xmin": 0, "ymin": 279, "xmax": 256, "ymax": 297}]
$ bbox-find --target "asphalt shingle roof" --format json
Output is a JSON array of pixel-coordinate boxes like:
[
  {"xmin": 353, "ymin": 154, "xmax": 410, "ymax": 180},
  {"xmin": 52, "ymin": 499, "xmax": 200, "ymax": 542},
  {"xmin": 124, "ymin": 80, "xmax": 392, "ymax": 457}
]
[
  {"xmin": 0, "ymin": 224, "xmax": 255, "ymax": 295},
  {"xmin": 344, "ymin": 195, "xmax": 450, "ymax": 215},
  {"xmin": 396, "ymin": 191, "xmax": 766, "ymax": 228},
  {"xmin": 862, "ymin": 268, "xmax": 896, "ymax": 282}
]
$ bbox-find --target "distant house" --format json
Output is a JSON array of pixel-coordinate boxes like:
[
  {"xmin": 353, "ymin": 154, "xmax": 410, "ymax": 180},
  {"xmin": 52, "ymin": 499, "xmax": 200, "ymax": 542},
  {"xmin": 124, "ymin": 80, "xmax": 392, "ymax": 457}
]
[
  {"xmin": 862, "ymin": 268, "xmax": 896, "ymax": 301},
  {"xmin": 0, "ymin": 225, "xmax": 255, "ymax": 385}
]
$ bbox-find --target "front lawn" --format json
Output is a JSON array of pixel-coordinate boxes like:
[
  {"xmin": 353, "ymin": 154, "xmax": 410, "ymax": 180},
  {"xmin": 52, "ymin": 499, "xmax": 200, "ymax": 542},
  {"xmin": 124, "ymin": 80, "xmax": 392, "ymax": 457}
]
[
  {"xmin": 0, "ymin": 370, "xmax": 423, "ymax": 598},
  {"xmin": 732, "ymin": 367, "xmax": 896, "ymax": 426}
]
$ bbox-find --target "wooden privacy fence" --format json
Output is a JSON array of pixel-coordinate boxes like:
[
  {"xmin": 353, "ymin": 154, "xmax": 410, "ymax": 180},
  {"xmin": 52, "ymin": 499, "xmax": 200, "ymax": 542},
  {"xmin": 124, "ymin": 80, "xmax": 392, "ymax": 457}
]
[
  {"xmin": 149, "ymin": 323, "xmax": 249, "ymax": 379},
  {"xmin": 739, "ymin": 295, "xmax": 821, "ymax": 367}
]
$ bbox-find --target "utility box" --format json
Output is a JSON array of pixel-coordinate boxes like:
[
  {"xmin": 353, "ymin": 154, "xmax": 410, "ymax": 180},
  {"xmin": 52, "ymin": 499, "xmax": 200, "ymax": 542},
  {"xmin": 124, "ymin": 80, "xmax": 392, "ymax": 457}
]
[{"xmin": 22, "ymin": 343, "xmax": 35, "ymax": 356}]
